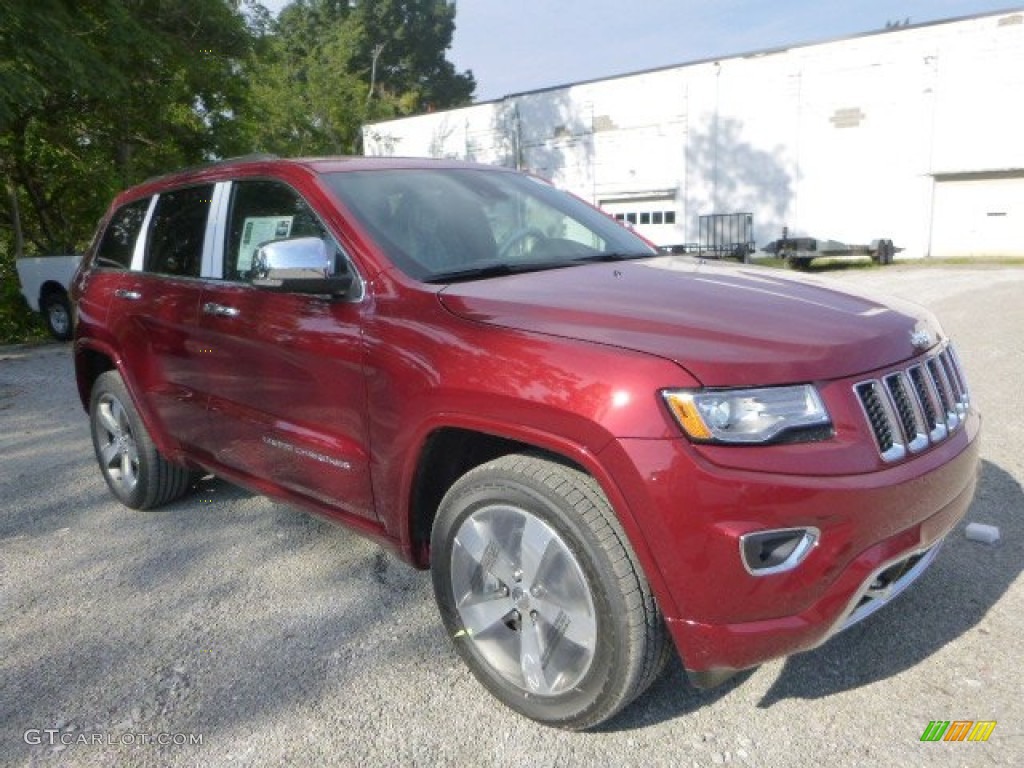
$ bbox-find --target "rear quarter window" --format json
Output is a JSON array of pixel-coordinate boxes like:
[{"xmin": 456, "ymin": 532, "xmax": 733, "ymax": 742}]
[{"xmin": 94, "ymin": 198, "xmax": 151, "ymax": 270}]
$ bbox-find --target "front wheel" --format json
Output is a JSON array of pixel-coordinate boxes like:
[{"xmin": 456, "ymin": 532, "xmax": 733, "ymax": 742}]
[{"xmin": 431, "ymin": 453, "xmax": 669, "ymax": 730}]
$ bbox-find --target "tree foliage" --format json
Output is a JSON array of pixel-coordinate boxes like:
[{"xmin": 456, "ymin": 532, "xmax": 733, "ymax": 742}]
[
  {"xmin": 0, "ymin": 0, "xmax": 474, "ymax": 270},
  {"xmin": 1, "ymin": 1, "xmax": 255, "ymax": 258},
  {"xmin": 243, "ymin": 0, "xmax": 475, "ymax": 155}
]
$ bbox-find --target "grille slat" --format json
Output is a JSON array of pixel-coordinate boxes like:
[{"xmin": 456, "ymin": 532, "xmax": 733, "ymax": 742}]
[
  {"xmin": 855, "ymin": 344, "xmax": 969, "ymax": 463},
  {"xmin": 939, "ymin": 349, "xmax": 967, "ymax": 414},
  {"xmin": 927, "ymin": 358, "xmax": 954, "ymax": 421},
  {"xmin": 947, "ymin": 346, "xmax": 969, "ymax": 408},
  {"xmin": 885, "ymin": 374, "xmax": 917, "ymax": 440},
  {"xmin": 909, "ymin": 366, "xmax": 939, "ymax": 429}
]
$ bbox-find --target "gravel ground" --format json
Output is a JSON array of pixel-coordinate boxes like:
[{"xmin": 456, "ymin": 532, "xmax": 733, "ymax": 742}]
[{"xmin": 1, "ymin": 264, "xmax": 1021, "ymax": 767}]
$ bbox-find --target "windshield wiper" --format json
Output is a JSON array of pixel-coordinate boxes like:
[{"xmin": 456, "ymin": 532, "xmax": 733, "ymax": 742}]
[
  {"xmin": 425, "ymin": 261, "xmax": 570, "ymax": 284},
  {"xmin": 425, "ymin": 251, "xmax": 656, "ymax": 284},
  {"xmin": 569, "ymin": 251, "xmax": 657, "ymax": 264}
]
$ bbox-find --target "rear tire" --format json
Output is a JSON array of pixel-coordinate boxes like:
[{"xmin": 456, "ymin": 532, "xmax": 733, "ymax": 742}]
[
  {"xmin": 431, "ymin": 453, "xmax": 669, "ymax": 730},
  {"xmin": 41, "ymin": 291, "xmax": 73, "ymax": 341},
  {"xmin": 89, "ymin": 370, "xmax": 192, "ymax": 509},
  {"xmin": 884, "ymin": 239, "xmax": 896, "ymax": 265}
]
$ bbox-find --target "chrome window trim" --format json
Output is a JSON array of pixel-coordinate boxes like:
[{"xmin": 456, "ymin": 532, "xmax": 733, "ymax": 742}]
[
  {"xmin": 203, "ymin": 181, "xmax": 232, "ymax": 280},
  {"xmin": 129, "ymin": 196, "xmax": 159, "ymax": 272}
]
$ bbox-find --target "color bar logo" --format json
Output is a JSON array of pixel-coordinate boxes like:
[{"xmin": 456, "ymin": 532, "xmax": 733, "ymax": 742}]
[{"xmin": 920, "ymin": 720, "xmax": 996, "ymax": 742}]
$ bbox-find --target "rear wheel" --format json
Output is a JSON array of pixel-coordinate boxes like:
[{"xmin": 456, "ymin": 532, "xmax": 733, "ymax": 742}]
[
  {"xmin": 41, "ymin": 291, "xmax": 73, "ymax": 341},
  {"xmin": 872, "ymin": 238, "xmax": 895, "ymax": 265},
  {"xmin": 883, "ymin": 239, "xmax": 896, "ymax": 265},
  {"xmin": 89, "ymin": 371, "xmax": 192, "ymax": 509},
  {"xmin": 431, "ymin": 453, "xmax": 669, "ymax": 730}
]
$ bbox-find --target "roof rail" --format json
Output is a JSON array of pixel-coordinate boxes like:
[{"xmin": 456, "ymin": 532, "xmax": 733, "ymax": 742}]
[{"xmin": 141, "ymin": 153, "xmax": 281, "ymax": 185}]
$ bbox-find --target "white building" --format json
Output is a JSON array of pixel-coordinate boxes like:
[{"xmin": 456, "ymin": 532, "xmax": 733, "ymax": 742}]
[{"xmin": 363, "ymin": 9, "xmax": 1024, "ymax": 258}]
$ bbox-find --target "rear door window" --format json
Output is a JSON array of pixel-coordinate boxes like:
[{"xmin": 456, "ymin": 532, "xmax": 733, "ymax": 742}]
[{"xmin": 145, "ymin": 185, "xmax": 214, "ymax": 278}]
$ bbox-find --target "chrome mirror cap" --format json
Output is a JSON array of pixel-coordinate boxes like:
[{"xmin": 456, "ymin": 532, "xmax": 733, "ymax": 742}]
[{"xmin": 252, "ymin": 237, "xmax": 352, "ymax": 296}]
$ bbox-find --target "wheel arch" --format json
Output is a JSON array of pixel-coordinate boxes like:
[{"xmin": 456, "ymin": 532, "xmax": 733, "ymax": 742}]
[
  {"xmin": 406, "ymin": 427, "xmax": 547, "ymax": 565},
  {"xmin": 39, "ymin": 280, "xmax": 69, "ymax": 302},
  {"xmin": 74, "ymin": 341, "xmax": 118, "ymax": 412},
  {"xmin": 73, "ymin": 340, "xmax": 183, "ymax": 463},
  {"xmin": 402, "ymin": 421, "xmax": 677, "ymax": 619}
]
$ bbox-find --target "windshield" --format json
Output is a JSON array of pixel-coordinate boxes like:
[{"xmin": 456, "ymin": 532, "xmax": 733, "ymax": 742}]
[{"xmin": 322, "ymin": 168, "xmax": 656, "ymax": 282}]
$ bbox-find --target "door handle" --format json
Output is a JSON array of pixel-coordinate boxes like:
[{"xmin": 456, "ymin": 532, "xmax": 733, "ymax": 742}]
[
  {"xmin": 202, "ymin": 302, "xmax": 240, "ymax": 318},
  {"xmin": 114, "ymin": 289, "xmax": 142, "ymax": 300}
]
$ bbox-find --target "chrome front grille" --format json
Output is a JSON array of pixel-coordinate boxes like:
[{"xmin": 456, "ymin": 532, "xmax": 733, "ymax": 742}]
[{"xmin": 855, "ymin": 345, "xmax": 969, "ymax": 462}]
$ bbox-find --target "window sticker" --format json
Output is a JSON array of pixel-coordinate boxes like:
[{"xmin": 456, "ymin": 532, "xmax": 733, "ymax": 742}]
[{"xmin": 238, "ymin": 216, "xmax": 293, "ymax": 272}]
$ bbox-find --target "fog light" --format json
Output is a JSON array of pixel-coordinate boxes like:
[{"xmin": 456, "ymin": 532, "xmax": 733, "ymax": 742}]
[{"xmin": 739, "ymin": 527, "xmax": 819, "ymax": 576}]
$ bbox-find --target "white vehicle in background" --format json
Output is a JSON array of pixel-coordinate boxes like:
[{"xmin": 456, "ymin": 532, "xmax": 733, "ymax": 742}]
[{"xmin": 15, "ymin": 255, "xmax": 82, "ymax": 340}]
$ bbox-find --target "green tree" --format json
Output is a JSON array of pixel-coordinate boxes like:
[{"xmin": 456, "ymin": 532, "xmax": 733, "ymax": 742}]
[
  {"xmin": 244, "ymin": 0, "xmax": 475, "ymax": 155},
  {"xmin": 356, "ymin": 0, "xmax": 475, "ymax": 111},
  {"xmin": 0, "ymin": 0, "xmax": 475, "ymax": 342},
  {"xmin": 1, "ymin": 1, "xmax": 258, "ymax": 342},
  {"xmin": 244, "ymin": 4, "xmax": 370, "ymax": 155},
  {"xmin": 1, "ymin": 0, "xmax": 255, "ymax": 258}
]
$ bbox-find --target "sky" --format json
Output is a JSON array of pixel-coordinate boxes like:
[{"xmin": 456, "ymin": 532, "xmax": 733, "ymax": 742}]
[{"xmin": 260, "ymin": 1, "xmax": 1022, "ymax": 102}]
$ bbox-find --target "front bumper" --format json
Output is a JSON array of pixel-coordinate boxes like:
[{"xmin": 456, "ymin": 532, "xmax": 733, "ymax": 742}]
[{"xmin": 603, "ymin": 408, "xmax": 980, "ymax": 682}]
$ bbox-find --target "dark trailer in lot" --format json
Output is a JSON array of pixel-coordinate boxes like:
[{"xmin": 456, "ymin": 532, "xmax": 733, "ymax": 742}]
[{"xmin": 698, "ymin": 212, "xmax": 755, "ymax": 261}]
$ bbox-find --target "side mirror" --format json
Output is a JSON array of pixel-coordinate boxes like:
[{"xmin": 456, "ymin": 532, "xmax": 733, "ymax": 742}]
[{"xmin": 251, "ymin": 237, "xmax": 354, "ymax": 296}]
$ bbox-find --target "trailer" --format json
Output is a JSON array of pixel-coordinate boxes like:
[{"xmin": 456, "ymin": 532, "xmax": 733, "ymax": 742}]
[
  {"xmin": 697, "ymin": 213, "xmax": 755, "ymax": 262},
  {"xmin": 762, "ymin": 234, "xmax": 898, "ymax": 269}
]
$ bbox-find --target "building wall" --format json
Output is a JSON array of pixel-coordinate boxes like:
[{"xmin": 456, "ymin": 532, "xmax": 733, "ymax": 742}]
[{"xmin": 363, "ymin": 10, "xmax": 1024, "ymax": 257}]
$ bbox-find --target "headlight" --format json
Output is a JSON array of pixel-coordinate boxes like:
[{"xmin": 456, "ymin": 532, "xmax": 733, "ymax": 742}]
[{"xmin": 662, "ymin": 385, "xmax": 832, "ymax": 444}]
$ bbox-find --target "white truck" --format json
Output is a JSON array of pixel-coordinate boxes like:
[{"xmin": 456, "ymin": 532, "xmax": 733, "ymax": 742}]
[{"xmin": 15, "ymin": 255, "xmax": 82, "ymax": 340}]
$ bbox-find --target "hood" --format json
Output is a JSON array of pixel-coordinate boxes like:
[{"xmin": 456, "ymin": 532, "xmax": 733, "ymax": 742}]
[{"xmin": 437, "ymin": 256, "xmax": 942, "ymax": 387}]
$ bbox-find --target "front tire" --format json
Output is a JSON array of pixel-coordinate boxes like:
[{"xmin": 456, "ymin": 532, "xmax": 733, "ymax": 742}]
[
  {"xmin": 89, "ymin": 370, "xmax": 192, "ymax": 509},
  {"xmin": 431, "ymin": 453, "xmax": 669, "ymax": 730}
]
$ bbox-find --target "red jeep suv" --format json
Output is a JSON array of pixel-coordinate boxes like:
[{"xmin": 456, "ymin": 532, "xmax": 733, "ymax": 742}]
[{"xmin": 72, "ymin": 156, "xmax": 980, "ymax": 729}]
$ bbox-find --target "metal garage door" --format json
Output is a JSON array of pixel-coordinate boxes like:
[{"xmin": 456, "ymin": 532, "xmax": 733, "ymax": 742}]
[
  {"xmin": 598, "ymin": 196, "xmax": 683, "ymax": 249},
  {"xmin": 930, "ymin": 173, "xmax": 1024, "ymax": 258}
]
